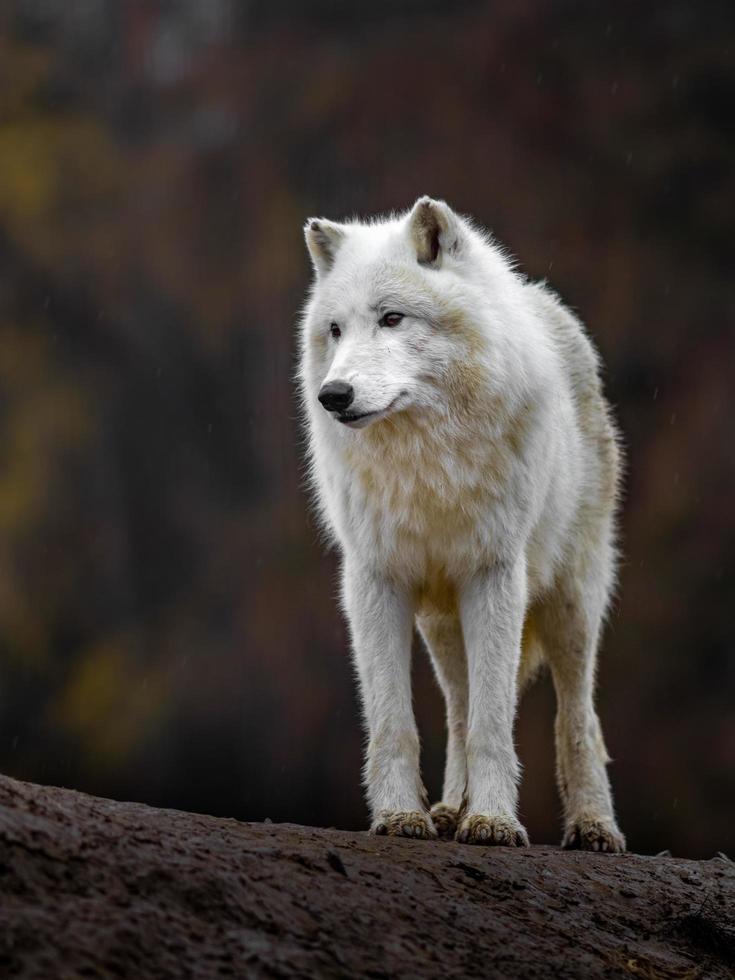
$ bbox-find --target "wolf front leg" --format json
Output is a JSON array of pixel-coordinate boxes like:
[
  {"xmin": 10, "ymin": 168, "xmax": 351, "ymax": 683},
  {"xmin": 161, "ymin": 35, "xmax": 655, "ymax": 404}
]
[
  {"xmin": 416, "ymin": 611, "xmax": 468, "ymax": 839},
  {"xmin": 456, "ymin": 559, "xmax": 529, "ymax": 846},
  {"xmin": 342, "ymin": 561, "xmax": 436, "ymax": 839}
]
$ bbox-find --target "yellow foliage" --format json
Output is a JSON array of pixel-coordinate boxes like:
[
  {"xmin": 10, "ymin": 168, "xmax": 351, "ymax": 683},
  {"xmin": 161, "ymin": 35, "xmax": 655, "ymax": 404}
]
[
  {"xmin": 0, "ymin": 121, "xmax": 57, "ymax": 219},
  {"xmin": 0, "ymin": 118, "xmax": 124, "ymax": 270},
  {"xmin": 52, "ymin": 635, "xmax": 167, "ymax": 768},
  {"xmin": 0, "ymin": 326, "xmax": 95, "ymax": 670},
  {"xmin": 0, "ymin": 327, "xmax": 92, "ymax": 534},
  {"xmin": 0, "ymin": 38, "xmax": 52, "ymax": 120}
]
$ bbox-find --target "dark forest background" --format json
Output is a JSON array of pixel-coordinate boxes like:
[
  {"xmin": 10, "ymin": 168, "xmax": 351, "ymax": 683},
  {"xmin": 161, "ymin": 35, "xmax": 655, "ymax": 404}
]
[{"xmin": 0, "ymin": 0, "xmax": 732, "ymax": 858}]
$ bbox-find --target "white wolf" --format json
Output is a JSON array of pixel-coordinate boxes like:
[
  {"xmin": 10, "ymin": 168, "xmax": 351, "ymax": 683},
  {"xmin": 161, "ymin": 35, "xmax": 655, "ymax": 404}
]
[{"xmin": 297, "ymin": 197, "xmax": 625, "ymax": 852}]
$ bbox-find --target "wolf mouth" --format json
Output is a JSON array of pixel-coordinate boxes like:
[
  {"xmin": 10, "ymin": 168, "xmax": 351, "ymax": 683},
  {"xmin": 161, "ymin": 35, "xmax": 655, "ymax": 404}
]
[
  {"xmin": 336, "ymin": 410, "xmax": 380, "ymax": 428},
  {"xmin": 336, "ymin": 393, "xmax": 406, "ymax": 428}
]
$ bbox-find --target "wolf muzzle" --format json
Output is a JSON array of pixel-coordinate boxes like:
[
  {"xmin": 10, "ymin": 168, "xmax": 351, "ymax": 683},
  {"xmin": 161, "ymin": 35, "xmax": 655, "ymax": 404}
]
[{"xmin": 318, "ymin": 381, "xmax": 354, "ymax": 413}]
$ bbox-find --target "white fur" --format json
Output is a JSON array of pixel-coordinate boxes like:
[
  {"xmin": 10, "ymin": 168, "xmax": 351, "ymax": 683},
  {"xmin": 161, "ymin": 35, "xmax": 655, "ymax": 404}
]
[{"xmin": 297, "ymin": 197, "xmax": 625, "ymax": 851}]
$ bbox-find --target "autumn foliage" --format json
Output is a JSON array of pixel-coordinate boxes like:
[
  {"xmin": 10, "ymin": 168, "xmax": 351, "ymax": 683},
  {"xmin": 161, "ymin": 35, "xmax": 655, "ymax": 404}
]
[{"xmin": 0, "ymin": 2, "xmax": 732, "ymax": 857}]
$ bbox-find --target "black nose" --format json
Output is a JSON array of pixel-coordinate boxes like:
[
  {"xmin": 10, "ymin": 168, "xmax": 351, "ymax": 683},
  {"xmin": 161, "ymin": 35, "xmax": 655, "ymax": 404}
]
[{"xmin": 318, "ymin": 381, "xmax": 354, "ymax": 412}]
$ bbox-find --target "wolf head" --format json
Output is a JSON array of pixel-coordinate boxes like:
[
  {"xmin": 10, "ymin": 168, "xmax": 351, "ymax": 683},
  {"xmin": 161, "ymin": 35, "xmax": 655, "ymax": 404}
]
[{"xmin": 300, "ymin": 197, "xmax": 498, "ymax": 430}]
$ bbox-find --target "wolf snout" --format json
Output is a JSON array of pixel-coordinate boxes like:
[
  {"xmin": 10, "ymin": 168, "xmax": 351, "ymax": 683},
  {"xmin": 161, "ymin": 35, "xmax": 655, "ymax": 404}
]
[{"xmin": 318, "ymin": 380, "xmax": 354, "ymax": 413}]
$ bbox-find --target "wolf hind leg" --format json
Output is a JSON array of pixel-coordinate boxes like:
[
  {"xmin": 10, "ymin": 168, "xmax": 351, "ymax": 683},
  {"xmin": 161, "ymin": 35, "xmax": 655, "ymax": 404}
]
[
  {"xmin": 417, "ymin": 611, "xmax": 468, "ymax": 838},
  {"xmin": 536, "ymin": 572, "xmax": 625, "ymax": 853}
]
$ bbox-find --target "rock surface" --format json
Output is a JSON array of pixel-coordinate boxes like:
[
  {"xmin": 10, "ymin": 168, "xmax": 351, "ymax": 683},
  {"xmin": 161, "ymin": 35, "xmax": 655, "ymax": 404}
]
[{"xmin": 0, "ymin": 775, "xmax": 733, "ymax": 978}]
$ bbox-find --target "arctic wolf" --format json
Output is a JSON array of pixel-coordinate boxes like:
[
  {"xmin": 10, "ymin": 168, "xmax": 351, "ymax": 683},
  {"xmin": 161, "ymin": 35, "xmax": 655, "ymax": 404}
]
[{"xmin": 298, "ymin": 197, "xmax": 625, "ymax": 852}]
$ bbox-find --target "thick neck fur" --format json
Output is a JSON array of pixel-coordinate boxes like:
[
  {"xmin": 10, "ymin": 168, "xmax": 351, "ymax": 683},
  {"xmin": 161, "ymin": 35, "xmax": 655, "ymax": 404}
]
[{"xmin": 327, "ymin": 353, "xmax": 542, "ymax": 588}]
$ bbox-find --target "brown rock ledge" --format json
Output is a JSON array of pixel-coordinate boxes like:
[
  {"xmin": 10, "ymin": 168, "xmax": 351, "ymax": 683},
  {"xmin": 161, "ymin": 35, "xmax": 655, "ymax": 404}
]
[{"xmin": 0, "ymin": 775, "xmax": 733, "ymax": 978}]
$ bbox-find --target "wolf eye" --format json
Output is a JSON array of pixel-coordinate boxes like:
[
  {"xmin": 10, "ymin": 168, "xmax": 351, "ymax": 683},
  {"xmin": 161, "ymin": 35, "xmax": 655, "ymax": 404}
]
[
  {"xmin": 380, "ymin": 311, "xmax": 403, "ymax": 328},
  {"xmin": 329, "ymin": 322, "xmax": 341, "ymax": 339}
]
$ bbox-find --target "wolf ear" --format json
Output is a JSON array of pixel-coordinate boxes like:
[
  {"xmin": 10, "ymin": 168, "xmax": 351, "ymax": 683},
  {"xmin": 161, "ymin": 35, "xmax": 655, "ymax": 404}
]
[
  {"xmin": 408, "ymin": 196, "xmax": 464, "ymax": 267},
  {"xmin": 304, "ymin": 218, "xmax": 346, "ymax": 277}
]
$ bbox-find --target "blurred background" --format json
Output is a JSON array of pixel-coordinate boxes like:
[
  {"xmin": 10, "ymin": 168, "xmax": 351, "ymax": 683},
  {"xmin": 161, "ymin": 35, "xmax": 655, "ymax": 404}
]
[{"xmin": 0, "ymin": 0, "xmax": 732, "ymax": 858}]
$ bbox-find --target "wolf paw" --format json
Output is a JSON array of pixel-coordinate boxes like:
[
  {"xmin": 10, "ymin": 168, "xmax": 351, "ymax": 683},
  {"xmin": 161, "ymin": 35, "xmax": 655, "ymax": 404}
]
[
  {"xmin": 372, "ymin": 810, "xmax": 437, "ymax": 840},
  {"xmin": 562, "ymin": 818, "xmax": 626, "ymax": 853},
  {"xmin": 430, "ymin": 803, "xmax": 460, "ymax": 840},
  {"xmin": 456, "ymin": 813, "xmax": 529, "ymax": 847}
]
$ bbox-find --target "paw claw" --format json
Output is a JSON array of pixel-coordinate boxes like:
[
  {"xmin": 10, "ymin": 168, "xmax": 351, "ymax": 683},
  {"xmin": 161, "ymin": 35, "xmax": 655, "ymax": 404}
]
[
  {"xmin": 456, "ymin": 813, "xmax": 529, "ymax": 847},
  {"xmin": 371, "ymin": 810, "xmax": 437, "ymax": 840},
  {"xmin": 430, "ymin": 803, "xmax": 460, "ymax": 840},
  {"xmin": 562, "ymin": 818, "xmax": 625, "ymax": 853}
]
